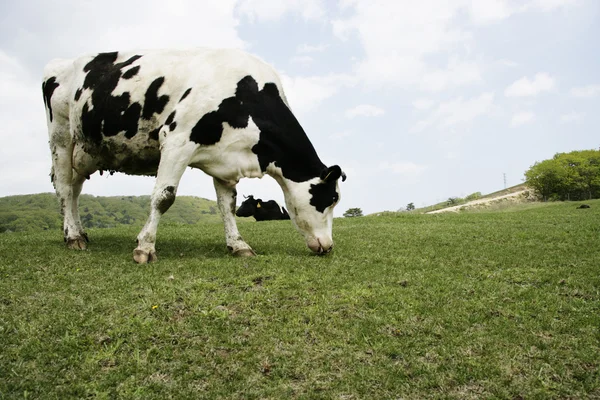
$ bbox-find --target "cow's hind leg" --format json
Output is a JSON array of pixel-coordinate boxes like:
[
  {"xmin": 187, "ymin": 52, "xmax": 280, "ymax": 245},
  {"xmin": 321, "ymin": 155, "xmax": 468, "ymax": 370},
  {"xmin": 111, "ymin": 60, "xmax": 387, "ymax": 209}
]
[
  {"xmin": 133, "ymin": 149, "xmax": 190, "ymax": 263},
  {"xmin": 213, "ymin": 178, "xmax": 256, "ymax": 257},
  {"xmin": 70, "ymin": 171, "xmax": 89, "ymax": 244},
  {"xmin": 50, "ymin": 141, "xmax": 88, "ymax": 249}
]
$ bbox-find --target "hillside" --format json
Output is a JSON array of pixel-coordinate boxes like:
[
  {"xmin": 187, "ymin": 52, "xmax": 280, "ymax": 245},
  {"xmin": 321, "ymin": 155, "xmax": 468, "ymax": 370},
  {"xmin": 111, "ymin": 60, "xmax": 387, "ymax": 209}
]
[
  {"xmin": 0, "ymin": 193, "xmax": 220, "ymax": 233},
  {"xmin": 416, "ymin": 183, "xmax": 533, "ymax": 214}
]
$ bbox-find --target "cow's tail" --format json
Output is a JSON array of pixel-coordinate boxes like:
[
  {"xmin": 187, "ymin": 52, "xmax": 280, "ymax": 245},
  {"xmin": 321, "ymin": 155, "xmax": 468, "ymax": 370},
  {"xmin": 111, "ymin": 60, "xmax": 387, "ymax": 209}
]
[
  {"xmin": 281, "ymin": 207, "xmax": 291, "ymax": 220},
  {"xmin": 42, "ymin": 59, "xmax": 76, "ymax": 192}
]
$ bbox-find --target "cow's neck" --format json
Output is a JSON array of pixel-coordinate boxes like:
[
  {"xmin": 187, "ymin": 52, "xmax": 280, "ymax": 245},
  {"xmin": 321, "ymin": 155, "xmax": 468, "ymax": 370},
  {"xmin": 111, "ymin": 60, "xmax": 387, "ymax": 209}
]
[{"xmin": 251, "ymin": 126, "xmax": 325, "ymax": 183}]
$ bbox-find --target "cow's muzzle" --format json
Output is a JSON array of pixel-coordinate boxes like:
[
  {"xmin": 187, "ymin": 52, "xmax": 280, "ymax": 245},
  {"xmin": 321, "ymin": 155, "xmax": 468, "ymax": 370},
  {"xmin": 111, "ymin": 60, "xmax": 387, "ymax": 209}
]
[{"xmin": 308, "ymin": 239, "xmax": 333, "ymax": 255}]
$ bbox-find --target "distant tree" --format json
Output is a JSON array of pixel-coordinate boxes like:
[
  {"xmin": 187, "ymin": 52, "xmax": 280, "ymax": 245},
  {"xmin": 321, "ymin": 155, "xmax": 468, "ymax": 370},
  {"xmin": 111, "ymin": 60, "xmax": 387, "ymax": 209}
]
[
  {"xmin": 343, "ymin": 208, "xmax": 363, "ymax": 217},
  {"xmin": 447, "ymin": 197, "xmax": 461, "ymax": 206},
  {"xmin": 465, "ymin": 192, "xmax": 482, "ymax": 201},
  {"xmin": 406, "ymin": 202, "xmax": 415, "ymax": 211},
  {"xmin": 82, "ymin": 213, "xmax": 93, "ymax": 228}
]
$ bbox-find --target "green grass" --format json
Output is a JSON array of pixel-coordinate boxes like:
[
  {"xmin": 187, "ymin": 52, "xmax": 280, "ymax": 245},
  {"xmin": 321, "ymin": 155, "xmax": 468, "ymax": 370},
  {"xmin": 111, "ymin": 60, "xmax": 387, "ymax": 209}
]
[{"xmin": 1, "ymin": 201, "xmax": 599, "ymax": 399}]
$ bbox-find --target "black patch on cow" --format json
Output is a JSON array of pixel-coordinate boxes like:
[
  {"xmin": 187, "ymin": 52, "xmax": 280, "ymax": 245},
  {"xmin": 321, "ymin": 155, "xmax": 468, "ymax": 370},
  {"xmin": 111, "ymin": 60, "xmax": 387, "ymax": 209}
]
[
  {"xmin": 122, "ymin": 65, "xmax": 140, "ymax": 79},
  {"xmin": 74, "ymin": 88, "xmax": 82, "ymax": 101},
  {"xmin": 180, "ymin": 88, "xmax": 192, "ymax": 102},
  {"xmin": 149, "ymin": 127, "xmax": 161, "ymax": 141},
  {"xmin": 79, "ymin": 52, "xmax": 144, "ymax": 143},
  {"xmin": 142, "ymin": 77, "xmax": 169, "ymax": 120},
  {"xmin": 164, "ymin": 111, "xmax": 177, "ymax": 131},
  {"xmin": 157, "ymin": 186, "xmax": 176, "ymax": 214},
  {"xmin": 165, "ymin": 111, "xmax": 176, "ymax": 125},
  {"xmin": 190, "ymin": 95, "xmax": 249, "ymax": 145},
  {"xmin": 189, "ymin": 75, "xmax": 324, "ymax": 182},
  {"xmin": 42, "ymin": 77, "xmax": 59, "ymax": 122},
  {"xmin": 309, "ymin": 180, "xmax": 339, "ymax": 213}
]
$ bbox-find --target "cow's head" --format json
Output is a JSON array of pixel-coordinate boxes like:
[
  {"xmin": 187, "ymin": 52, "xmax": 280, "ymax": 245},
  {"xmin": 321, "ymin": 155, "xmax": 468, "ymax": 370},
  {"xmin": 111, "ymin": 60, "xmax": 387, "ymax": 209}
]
[
  {"xmin": 236, "ymin": 195, "xmax": 261, "ymax": 217},
  {"xmin": 280, "ymin": 165, "xmax": 346, "ymax": 255}
]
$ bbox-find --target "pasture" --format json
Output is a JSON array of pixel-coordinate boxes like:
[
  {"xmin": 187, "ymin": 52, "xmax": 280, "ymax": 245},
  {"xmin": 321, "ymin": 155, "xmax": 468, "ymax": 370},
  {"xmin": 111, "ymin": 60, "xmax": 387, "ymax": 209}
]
[{"xmin": 1, "ymin": 201, "xmax": 599, "ymax": 399}]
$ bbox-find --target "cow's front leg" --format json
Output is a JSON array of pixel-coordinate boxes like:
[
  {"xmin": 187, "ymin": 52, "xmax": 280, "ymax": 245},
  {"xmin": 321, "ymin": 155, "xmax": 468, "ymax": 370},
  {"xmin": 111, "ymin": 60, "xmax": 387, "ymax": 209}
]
[
  {"xmin": 133, "ymin": 150, "xmax": 189, "ymax": 263},
  {"xmin": 213, "ymin": 178, "xmax": 256, "ymax": 257}
]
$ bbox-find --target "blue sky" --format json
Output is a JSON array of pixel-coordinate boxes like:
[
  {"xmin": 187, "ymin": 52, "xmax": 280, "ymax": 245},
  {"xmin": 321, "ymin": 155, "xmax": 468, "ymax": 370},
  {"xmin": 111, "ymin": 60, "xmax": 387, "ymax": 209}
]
[{"xmin": 1, "ymin": 0, "xmax": 598, "ymax": 215}]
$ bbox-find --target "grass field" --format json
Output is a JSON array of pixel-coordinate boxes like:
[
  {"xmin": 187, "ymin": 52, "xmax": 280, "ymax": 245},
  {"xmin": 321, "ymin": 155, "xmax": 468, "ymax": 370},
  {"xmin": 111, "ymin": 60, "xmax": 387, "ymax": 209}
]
[{"xmin": 1, "ymin": 200, "xmax": 599, "ymax": 399}]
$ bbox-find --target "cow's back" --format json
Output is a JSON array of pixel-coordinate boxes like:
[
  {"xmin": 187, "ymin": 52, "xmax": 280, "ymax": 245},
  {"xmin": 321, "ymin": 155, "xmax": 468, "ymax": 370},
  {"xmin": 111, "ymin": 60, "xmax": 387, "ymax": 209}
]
[{"xmin": 46, "ymin": 48, "xmax": 287, "ymax": 176}]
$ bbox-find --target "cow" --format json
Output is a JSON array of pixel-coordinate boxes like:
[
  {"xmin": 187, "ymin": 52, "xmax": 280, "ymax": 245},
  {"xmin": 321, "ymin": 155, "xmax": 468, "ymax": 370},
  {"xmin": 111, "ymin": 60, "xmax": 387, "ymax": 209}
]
[
  {"xmin": 236, "ymin": 195, "xmax": 290, "ymax": 221},
  {"xmin": 42, "ymin": 48, "xmax": 345, "ymax": 263}
]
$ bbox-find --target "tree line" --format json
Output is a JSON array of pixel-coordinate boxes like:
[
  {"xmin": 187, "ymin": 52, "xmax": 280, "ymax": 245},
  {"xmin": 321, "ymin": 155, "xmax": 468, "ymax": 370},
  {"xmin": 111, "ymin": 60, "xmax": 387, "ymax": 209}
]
[
  {"xmin": 525, "ymin": 149, "xmax": 600, "ymax": 201},
  {"xmin": 0, "ymin": 193, "xmax": 219, "ymax": 233}
]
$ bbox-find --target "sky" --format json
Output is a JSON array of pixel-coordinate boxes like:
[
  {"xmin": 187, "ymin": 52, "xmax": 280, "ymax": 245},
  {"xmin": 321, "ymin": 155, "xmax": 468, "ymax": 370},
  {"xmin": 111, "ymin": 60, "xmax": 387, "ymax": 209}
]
[{"xmin": 1, "ymin": 0, "xmax": 599, "ymax": 215}]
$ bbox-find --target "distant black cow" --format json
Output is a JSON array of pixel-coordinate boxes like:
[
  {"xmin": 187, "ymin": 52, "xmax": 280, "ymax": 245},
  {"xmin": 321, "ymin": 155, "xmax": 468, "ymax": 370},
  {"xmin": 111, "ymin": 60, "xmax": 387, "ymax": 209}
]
[
  {"xmin": 577, "ymin": 204, "xmax": 591, "ymax": 209},
  {"xmin": 236, "ymin": 195, "xmax": 290, "ymax": 221}
]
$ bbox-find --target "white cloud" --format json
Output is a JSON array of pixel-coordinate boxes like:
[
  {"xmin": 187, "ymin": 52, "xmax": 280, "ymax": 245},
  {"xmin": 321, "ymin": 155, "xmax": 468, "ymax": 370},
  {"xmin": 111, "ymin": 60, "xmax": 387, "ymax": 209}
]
[
  {"xmin": 410, "ymin": 120, "xmax": 434, "ymax": 134},
  {"xmin": 466, "ymin": 0, "xmax": 577, "ymax": 22},
  {"xmin": 560, "ymin": 111, "xmax": 585, "ymax": 123},
  {"xmin": 379, "ymin": 162, "xmax": 428, "ymax": 182},
  {"xmin": 290, "ymin": 55, "xmax": 314, "ymax": 67},
  {"xmin": 297, "ymin": 43, "xmax": 329, "ymax": 54},
  {"xmin": 290, "ymin": 43, "xmax": 328, "ymax": 67},
  {"xmin": 329, "ymin": 131, "xmax": 352, "ymax": 140},
  {"xmin": 236, "ymin": 0, "xmax": 325, "ymax": 21},
  {"xmin": 413, "ymin": 99, "xmax": 436, "ymax": 111},
  {"xmin": 332, "ymin": 1, "xmax": 479, "ymax": 90},
  {"xmin": 420, "ymin": 57, "xmax": 483, "ymax": 92},
  {"xmin": 412, "ymin": 92, "xmax": 495, "ymax": 132},
  {"xmin": 531, "ymin": 0, "xmax": 577, "ymax": 12},
  {"xmin": 510, "ymin": 111, "xmax": 535, "ymax": 126},
  {"xmin": 438, "ymin": 93, "xmax": 496, "ymax": 127},
  {"xmin": 280, "ymin": 73, "xmax": 357, "ymax": 115},
  {"xmin": 468, "ymin": 0, "xmax": 513, "ymax": 24},
  {"xmin": 498, "ymin": 59, "xmax": 519, "ymax": 67},
  {"xmin": 345, "ymin": 104, "xmax": 385, "ymax": 119},
  {"xmin": 332, "ymin": 1, "xmax": 578, "ymax": 91},
  {"xmin": 505, "ymin": 73, "xmax": 556, "ymax": 97},
  {"xmin": 570, "ymin": 84, "xmax": 600, "ymax": 98},
  {"xmin": 380, "ymin": 161, "xmax": 427, "ymax": 175}
]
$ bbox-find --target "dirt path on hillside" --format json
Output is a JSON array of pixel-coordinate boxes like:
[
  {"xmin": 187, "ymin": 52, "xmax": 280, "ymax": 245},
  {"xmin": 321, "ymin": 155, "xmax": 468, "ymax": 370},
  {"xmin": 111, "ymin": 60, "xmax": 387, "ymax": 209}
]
[{"xmin": 426, "ymin": 190, "xmax": 530, "ymax": 214}]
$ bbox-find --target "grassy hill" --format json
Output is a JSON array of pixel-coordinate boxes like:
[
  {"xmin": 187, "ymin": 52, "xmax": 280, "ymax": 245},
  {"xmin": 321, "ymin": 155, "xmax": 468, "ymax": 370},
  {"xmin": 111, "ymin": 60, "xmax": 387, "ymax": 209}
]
[
  {"xmin": 1, "ymin": 200, "xmax": 598, "ymax": 398},
  {"xmin": 0, "ymin": 193, "xmax": 220, "ymax": 233}
]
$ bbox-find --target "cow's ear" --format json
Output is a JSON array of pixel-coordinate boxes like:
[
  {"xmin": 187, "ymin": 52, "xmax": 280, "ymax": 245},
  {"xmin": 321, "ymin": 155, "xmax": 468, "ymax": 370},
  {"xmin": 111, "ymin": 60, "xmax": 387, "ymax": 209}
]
[{"xmin": 320, "ymin": 165, "xmax": 346, "ymax": 182}]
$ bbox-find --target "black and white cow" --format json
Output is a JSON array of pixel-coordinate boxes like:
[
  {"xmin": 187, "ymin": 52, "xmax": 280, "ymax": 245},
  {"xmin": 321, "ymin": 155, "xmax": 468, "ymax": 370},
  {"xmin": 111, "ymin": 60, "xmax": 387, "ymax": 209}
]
[
  {"xmin": 236, "ymin": 195, "xmax": 290, "ymax": 221},
  {"xmin": 42, "ymin": 48, "xmax": 345, "ymax": 262}
]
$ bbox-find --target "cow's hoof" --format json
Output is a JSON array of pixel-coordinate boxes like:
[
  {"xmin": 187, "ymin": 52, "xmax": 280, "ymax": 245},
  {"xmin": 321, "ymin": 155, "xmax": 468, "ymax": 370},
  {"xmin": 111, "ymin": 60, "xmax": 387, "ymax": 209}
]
[
  {"xmin": 133, "ymin": 249, "xmax": 158, "ymax": 264},
  {"xmin": 233, "ymin": 248, "xmax": 256, "ymax": 257},
  {"xmin": 66, "ymin": 237, "xmax": 87, "ymax": 250}
]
